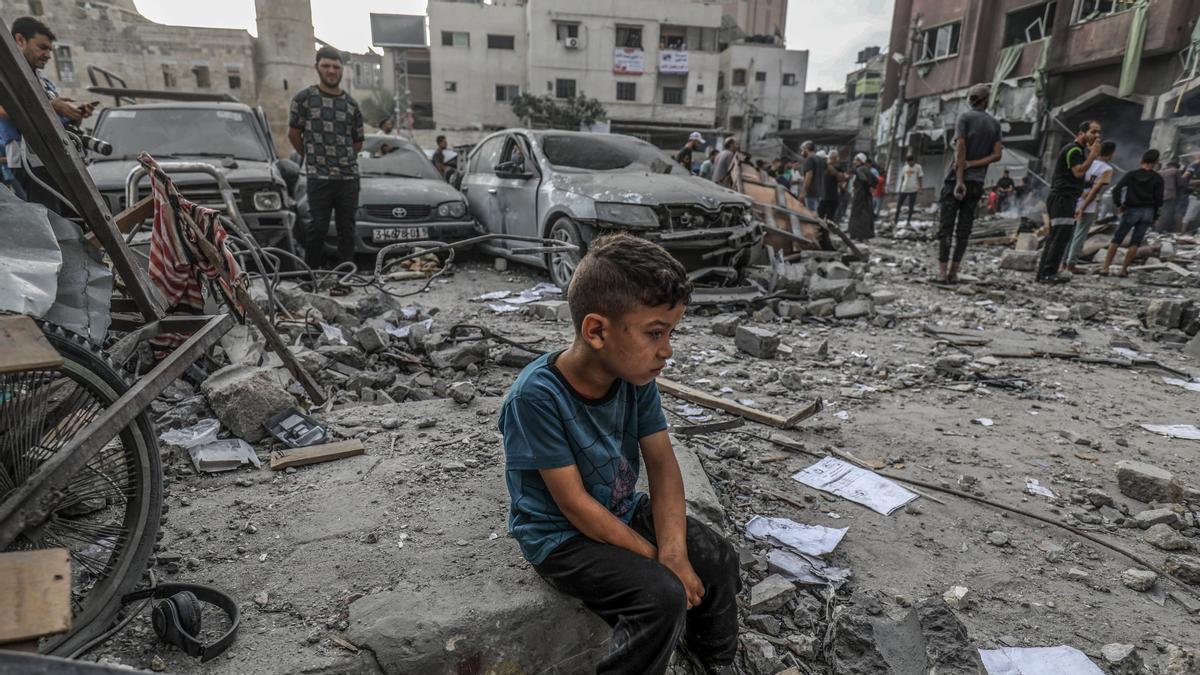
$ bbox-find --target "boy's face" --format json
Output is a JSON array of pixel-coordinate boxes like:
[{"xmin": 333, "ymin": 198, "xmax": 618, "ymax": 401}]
[{"xmin": 588, "ymin": 302, "xmax": 686, "ymax": 386}]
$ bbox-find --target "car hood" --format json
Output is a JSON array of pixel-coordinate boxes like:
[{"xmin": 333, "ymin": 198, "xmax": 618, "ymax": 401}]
[
  {"xmin": 549, "ymin": 171, "xmax": 751, "ymax": 209},
  {"xmin": 87, "ymin": 157, "xmax": 281, "ymax": 191},
  {"xmin": 357, "ymin": 176, "xmax": 464, "ymax": 205}
]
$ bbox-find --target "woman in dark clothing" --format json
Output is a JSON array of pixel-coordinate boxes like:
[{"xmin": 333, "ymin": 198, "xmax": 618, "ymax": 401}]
[{"xmin": 848, "ymin": 153, "xmax": 877, "ymax": 240}]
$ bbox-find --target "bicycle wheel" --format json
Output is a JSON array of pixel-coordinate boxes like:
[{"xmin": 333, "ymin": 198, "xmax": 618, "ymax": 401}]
[{"xmin": 0, "ymin": 321, "xmax": 162, "ymax": 655}]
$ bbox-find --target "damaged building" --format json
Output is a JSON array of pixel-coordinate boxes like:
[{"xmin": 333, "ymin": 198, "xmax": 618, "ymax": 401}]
[{"xmin": 880, "ymin": 0, "xmax": 1200, "ymax": 199}]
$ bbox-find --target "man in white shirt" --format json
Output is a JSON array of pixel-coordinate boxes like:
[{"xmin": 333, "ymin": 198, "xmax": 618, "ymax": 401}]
[
  {"xmin": 1064, "ymin": 141, "xmax": 1115, "ymax": 273},
  {"xmin": 894, "ymin": 155, "xmax": 923, "ymax": 226}
]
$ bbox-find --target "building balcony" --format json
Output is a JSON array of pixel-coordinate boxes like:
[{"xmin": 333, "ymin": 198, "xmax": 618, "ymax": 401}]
[{"xmin": 1054, "ymin": 0, "xmax": 1196, "ymax": 73}]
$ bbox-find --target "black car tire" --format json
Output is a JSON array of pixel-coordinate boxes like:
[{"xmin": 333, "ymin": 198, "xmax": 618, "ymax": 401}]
[{"xmin": 546, "ymin": 216, "xmax": 585, "ymax": 290}]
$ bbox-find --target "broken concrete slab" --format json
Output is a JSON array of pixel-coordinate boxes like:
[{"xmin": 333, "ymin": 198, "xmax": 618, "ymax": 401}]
[
  {"xmin": 353, "ymin": 325, "xmax": 390, "ymax": 354},
  {"xmin": 429, "ymin": 342, "xmax": 489, "ymax": 371},
  {"xmin": 675, "ymin": 442, "xmax": 725, "ymax": 529},
  {"xmin": 818, "ymin": 261, "xmax": 852, "ymax": 280},
  {"xmin": 998, "ymin": 250, "xmax": 1038, "ymax": 272},
  {"xmin": 870, "ymin": 289, "xmax": 898, "ymax": 306},
  {"xmin": 735, "ymin": 325, "xmax": 780, "ymax": 359},
  {"xmin": 1101, "ymin": 643, "xmax": 1142, "ymax": 674},
  {"xmin": 1147, "ymin": 299, "xmax": 1188, "ymax": 329},
  {"xmin": 829, "ymin": 598, "xmax": 984, "ymax": 674},
  {"xmin": 806, "ymin": 298, "xmax": 836, "ymax": 317},
  {"xmin": 1120, "ymin": 568, "xmax": 1158, "ymax": 592},
  {"xmin": 1164, "ymin": 556, "xmax": 1200, "ymax": 585},
  {"xmin": 808, "ymin": 275, "xmax": 857, "ymax": 302},
  {"xmin": 1114, "ymin": 460, "xmax": 1184, "ymax": 503},
  {"xmin": 1144, "ymin": 523, "xmax": 1194, "ymax": 552},
  {"xmin": 1134, "ymin": 508, "xmax": 1181, "ymax": 529},
  {"xmin": 749, "ymin": 574, "xmax": 795, "ymax": 613},
  {"xmin": 317, "ymin": 345, "xmax": 367, "ymax": 370},
  {"xmin": 835, "ymin": 299, "xmax": 872, "ymax": 320},
  {"xmin": 711, "ymin": 314, "xmax": 741, "ymax": 337},
  {"xmin": 529, "ymin": 300, "xmax": 570, "ymax": 322},
  {"xmin": 201, "ymin": 365, "xmax": 296, "ymax": 443}
]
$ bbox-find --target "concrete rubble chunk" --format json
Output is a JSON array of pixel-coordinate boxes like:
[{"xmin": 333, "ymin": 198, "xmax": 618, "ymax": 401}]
[
  {"xmin": 835, "ymin": 299, "xmax": 873, "ymax": 320},
  {"xmin": 1185, "ymin": 333, "xmax": 1200, "ymax": 359},
  {"xmin": 1134, "ymin": 507, "xmax": 1181, "ymax": 529},
  {"xmin": 674, "ymin": 444, "xmax": 726, "ymax": 528},
  {"xmin": 200, "ymin": 365, "xmax": 295, "ymax": 443},
  {"xmin": 1164, "ymin": 556, "xmax": 1200, "ymax": 585},
  {"xmin": 998, "ymin": 250, "xmax": 1039, "ymax": 272},
  {"xmin": 830, "ymin": 598, "xmax": 984, "ymax": 674},
  {"xmin": 808, "ymin": 274, "xmax": 857, "ymax": 302},
  {"xmin": 1101, "ymin": 643, "xmax": 1142, "ymax": 674},
  {"xmin": 354, "ymin": 325, "xmax": 390, "ymax": 353},
  {"xmin": 1120, "ymin": 568, "xmax": 1158, "ymax": 592},
  {"xmin": 1114, "ymin": 460, "xmax": 1184, "ymax": 503},
  {"xmin": 1144, "ymin": 523, "xmax": 1194, "ymax": 552},
  {"xmin": 752, "ymin": 305, "xmax": 777, "ymax": 323},
  {"xmin": 739, "ymin": 633, "xmax": 782, "ymax": 675},
  {"xmin": 806, "ymin": 298, "xmax": 836, "ymax": 317},
  {"xmin": 777, "ymin": 301, "xmax": 807, "ymax": 319},
  {"xmin": 1146, "ymin": 298, "xmax": 1187, "ymax": 329},
  {"xmin": 1070, "ymin": 302, "xmax": 1101, "ymax": 321},
  {"xmin": 529, "ymin": 300, "xmax": 570, "ymax": 322},
  {"xmin": 818, "ymin": 261, "xmax": 852, "ymax": 280},
  {"xmin": 711, "ymin": 314, "xmax": 741, "ymax": 337},
  {"xmin": 942, "ymin": 585, "xmax": 969, "ymax": 609},
  {"xmin": 448, "ymin": 382, "xmax": 475, "ymax": 404},
  {"xmin": 870, "ymin": 289, "xmax": 898, "ymax": 306},
  {"xmin": 317, "ymin": 345, "xmax": 367, "ymax": 370},
  {"xmin": 429, "ymin": 342, "xmax": 489, "ymax": 371},
  {"xmin": 735, "ymin": 325, "xmax": 780, "ymax": 359},
  {"xmin": 749, "ymin": 574, "xmax": 796, "ymax": 613},
  {"xmin": 497, "ymin": 348, "xmax": 540, "ymax": 369}
]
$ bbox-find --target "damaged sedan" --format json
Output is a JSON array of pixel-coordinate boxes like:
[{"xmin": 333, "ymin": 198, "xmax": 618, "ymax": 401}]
[{"xmin": 459, "ymin": 129, "xmax": 761, "ymax": 288}]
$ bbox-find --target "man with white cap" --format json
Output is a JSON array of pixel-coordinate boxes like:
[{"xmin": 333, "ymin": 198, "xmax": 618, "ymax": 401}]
[
  {"xmin": 936, "ymin": 83, "xmax": 1002, "ymax": 283},
  {"xmin": 676, "ymin": 132, "xmax": 704, "ymax": 174}
]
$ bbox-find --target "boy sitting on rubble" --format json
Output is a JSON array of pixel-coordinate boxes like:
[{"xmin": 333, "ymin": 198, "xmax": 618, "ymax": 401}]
[{"xmin": 499, "ymin": 233, "xmax": 740, "ymax": 674}]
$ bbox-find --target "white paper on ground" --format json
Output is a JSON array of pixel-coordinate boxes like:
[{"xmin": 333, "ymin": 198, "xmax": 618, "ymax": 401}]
[
  {"xmin": 745, "ymin": 516, "xmax": 848, "ymax": 556},
  {"xmin": 792, "ymin": 457, "xmax": 918, "ymax": 515},
  {"xmin": 979, "ymin": 646, "xmax": 1103, "ymax": 675},
  {"xmin": 477, "ymin": 290, "xmax": 511, "ymax": 301},
  {"xmin": 1140, "ymin": 423, "xmax": 1200, "ymax": 440},
  {"xmin": 487, "ymin": 303, "xmax": 521, "ymax": 313},
  {"xmin": 767, "ymin": 548, "xmax": 852, "ymax": 587},
  {"xmin": 1024, "ymin": 479, "xmax": 1056, "ymax": 499},
  {"xmin": 320, "ymin": 322, "xmax": 347, "ymax": 345},
  {"xmin": 385, "ymin": 318, "xmax": 435, "ymax": 339},
  {"xmin": 1162, "ymin": 377, "xmax": 1200, "ymax": 393},
  {"xmin": 1112, "ymin": 347, "xmax": 1141, "ymax": 360}
]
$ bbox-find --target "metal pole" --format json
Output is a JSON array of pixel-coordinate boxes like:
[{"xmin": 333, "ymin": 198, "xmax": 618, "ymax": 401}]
[{"xmin": 883, "ymin": 15, "xmax": 920, "ymax": 193}]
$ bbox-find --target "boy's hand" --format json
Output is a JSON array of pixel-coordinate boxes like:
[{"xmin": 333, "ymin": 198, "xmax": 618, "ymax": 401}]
[{"xmin": 659, "ymin": 553, "xmax": 704, "ymax": 609}]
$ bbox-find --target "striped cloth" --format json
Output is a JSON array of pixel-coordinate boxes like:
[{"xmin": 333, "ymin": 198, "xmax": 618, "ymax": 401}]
[{"xmin": 139, "ymin": 153, "xmax": 242, "ymax": 357}]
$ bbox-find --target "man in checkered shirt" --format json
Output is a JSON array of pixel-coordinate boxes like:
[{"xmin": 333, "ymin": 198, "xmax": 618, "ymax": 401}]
[{"xmin": 288, "ymin": 46, "xmax": 364, "ymax": 287}]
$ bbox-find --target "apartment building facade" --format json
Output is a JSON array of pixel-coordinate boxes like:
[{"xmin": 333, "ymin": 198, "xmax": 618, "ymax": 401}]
[
  {"xmin": 721, "ymin": 0, "xmax": 789, "ymax": 39},
  {"xmin": 716, "ymin": 40, "xmax": 808, "ymax": 155}
]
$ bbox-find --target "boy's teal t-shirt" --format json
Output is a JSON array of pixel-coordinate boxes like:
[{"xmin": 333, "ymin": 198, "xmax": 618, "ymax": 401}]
[{"xmin": 499, "ymin": 351, "xmax": 668, "ymax": 565}]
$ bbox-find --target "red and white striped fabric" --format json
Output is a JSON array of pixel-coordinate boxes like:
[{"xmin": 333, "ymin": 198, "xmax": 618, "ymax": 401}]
[{"xmin": 139, "ymin": 153, "xmax": 242, "ymax": 357}]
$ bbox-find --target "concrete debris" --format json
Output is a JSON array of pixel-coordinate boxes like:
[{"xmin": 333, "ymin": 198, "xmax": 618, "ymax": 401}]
[
  {"xmin": 1120, "ymin": 568, "xmax": 1158, "ymax": 592},
  {"xmin": 353, "ymin": 325, "xmax": 390, "ymax": 353},
  {"xmin": 528, "ymin": 300, "xmax": 570, "ymax": 322},
  {"xmin": 834, "ymin": 299, "xmax": 872, "ymax": 320},
  {"xmin": 998, "ymin": 250, "xmax": 1039, "ymax": 271},
  {"xmin": 829, "ymin": 598, "xmax": 984, "ymax": 674},
  {"xmin": 711, "ymin": 313, "xmax": 741, "ymax": 337},
  {"xmin": 200, "ymin": 365, "xmax": 295, "ymax": 443},
  {"xmin": 748, "ymin": 574, "xmax": 796, "ymax": 613},
  {"xmin": 429, "ymin": 341, "xmax": 489, "ymax": 371},
  {"xmin": 942, "ymin": 585, "xmax": 970, "ymax": 609},
  {"xmin": 735, "ymin": 325, "xmax": 780, "ymax": 359},
  {"xmin": 808, "ymin": 274, "xmax": 857, "ymax": 302},
  {"xmin": 1114, "ymin": 460, "xmax": 1185, "ymax": 504},
  {"xmin": 1101, "ymin": 643, "xmax": 1143, "ymax": 674},
  {"xmin": 1164, "ymin": 556, "xmax": 1200, "ymax": 585},
  {"xmin": 448, "ymin": 381, "xmax": 475, "ymax": 404},
  {"xmin": 1135, "ymin": 508, "xmax": 1181, "ymax": 529},
  {"xmin": 1144, "ymin": 523, "xmax": 1194, "ymax": 552},
  {"xmin": 739, "ymin": 633, "xmax": 782, "ymax": 674}
]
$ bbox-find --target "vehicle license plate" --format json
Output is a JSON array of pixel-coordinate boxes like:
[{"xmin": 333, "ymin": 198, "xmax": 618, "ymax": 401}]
[{"xmin": 372, "ymin": 227, "xmax": 429, "ymax": 243}]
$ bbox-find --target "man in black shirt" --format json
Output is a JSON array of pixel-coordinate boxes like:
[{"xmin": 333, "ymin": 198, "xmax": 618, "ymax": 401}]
[
  {"xmin": 1100, "ymin": 149, "xmax": 1165, "ymax": 276},
  {"xmin": 1036, "ymin": 120, "xmax": 1102, "ymax": 283},
  {"xmin": 937, "ymin": 84, "xmax": 1003, "ymax": 283},
  {"xmin": 800, "ymin": 141, "xmax": 826, "ymax": 212},
  {"xmin": 432, "ymin": 135, "xmax": 449, "ymax": 178},
  {"xmin": 995, "ymin": 170, "xmax": 1015, "ymax": 212}
]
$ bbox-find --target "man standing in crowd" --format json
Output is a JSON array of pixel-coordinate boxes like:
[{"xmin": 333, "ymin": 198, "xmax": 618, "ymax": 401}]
[
  {"xmin": 894, "ymin": 155, "xmax": 923, "ymax": 227},
  {"xmin": 432, "ymin": 135, "xmax": 450, "ymax": 178},
  {"xmin": 1157, "ymin": 160, "xmax": 1186, "ymax": 232},
  {"xmin": 1100, "ymin": 149, "xmax": 1164, "ymax": 276},
  {"xmin": 936, "ymin": 83, "xmax": 1003, "ymax": 284},
  {"xmin": 699, "ymin": 148, "xmax": 718, "ymax": 180},
  {"xmin": 1064, "ymin": 141, "xmax": 1115, "ymax": 274},
  {"xmin": 0, "ymin": 17, "xmax": 95, "ymax": 204},
  {"xmin": 288, "ymin": 46, "xmax": 364, "ymax": 295},
  {"xmin": 800, "ymin": 140, "xmax": 826, "ymax": 213},
  {"xmin": 1036, "ymin": 120, "xmax": 1102, "ymax": 284},
  {"xmin": 995, "ymin": 169, "xmax": 1016, "ymax": 213},
  {"xmin": 676, "ymin": 132, "xmax": 704, "ymax": 174},
  {"xmin": 1185, "ymin": 159, "xmax": 1200, "ymax": 233},
  {"xmin": 711, "ymin": 136, "xmax": 738, "ymax": 187},
  {"xmin": 819, "ymin": 151, "xmax": 846, "ymax": 224},
  {"xmin": 378, "ymin": 117, "xmax": 396, "ymax": 135}
]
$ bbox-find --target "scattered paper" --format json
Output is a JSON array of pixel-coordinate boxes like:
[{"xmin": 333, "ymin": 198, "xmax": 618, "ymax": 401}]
[
  {"xmin": 677, "ymin": 405, "xmax": 705, "ymax": 417},
  {"xmin": 792, "ymin": 457, "xmax": 918, "ymax": 515},
  {"xmin": 1140, "ymin": 424, "xmax": 1200, "ymax": 441},
  {"xmin": 1162, "ymin": 377, "xmax": 1200, "ymax": 393},
  {"xmin": 745, "ymin": 516, "xmax": 848, "ymax": 556},
  {"xmin": 160, "ymin": 418, "xmax": 220, "ymax": 449},
  {"xmin": 979, "ymin": 646, "xmax": 1103, "ymax": 675},
  {"xmin": 385, "ymin": 318, "xmax": 434, "ymax": 339},
  {"xmin": 487, "ymin": 303, "xmax": 521, "ymax": 313},
  {"xmin": 973, "ymin": 418, "xmax": 995, "ymax": 427},
  {"xmin": 320, "ymin": 322, "xmax": 347, "ymax": 345},
  {"xmin": 1024, "ymin": 479, "xmax": 1056, "ymax": 499},
  {"xmin": 834, "ymin": 410, "xmax": 850, "ymax": 421},
  {"xmin": 187, "ymin": 439, "xmax": 261, "ymax": 473},
  {"xmin": 767, "ymin": 548, "xmax": 852, "ymax": 587},
  {"xmin": 477, "ymin": 290, "xmax": 511, "ymax": 301},
  {"xmin": 1112, "ymin": 347, "xmax": 1141, "ymax": 360}
]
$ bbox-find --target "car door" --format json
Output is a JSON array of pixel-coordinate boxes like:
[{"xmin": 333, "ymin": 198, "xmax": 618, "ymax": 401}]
[
  {"xmin": 494, "ymin": 133, "xmax": 541, "ymax": 249},
  {"xmin": 460, "ymin": 135, "xmax": 506, "ymax": 237}
]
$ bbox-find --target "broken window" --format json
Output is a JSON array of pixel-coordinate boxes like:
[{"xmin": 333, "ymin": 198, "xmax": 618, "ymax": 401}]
[
  {"xmin": 192, "ymin": 64, "xmax": 210, "ymax": 89},
  {"xmin": 487, "ymin": 34, "xmax": 515, "ymax": 50},
  {"xmin": 729, "ymin": 115, "xmax": 744, "ymax": 130},
  {"xmin": 685, "ymin": 26, "xmax": 718, "ymax": 52},
  {"xmin": 162, "ymin": 63, "xmax": 177, "ymax": 88},
  {"xmin": 917, "ymin": 22, "xmax": 961, "ymax": 62},
  {"xmin": 495, "ymin": 84, "xmax": 519, "ymax": 102},
  {"xmin": 1074, "ymin": 0, "xmax": 1128, "ymax": 22},
  {"xmin": 227, "ymin": 65, "xmax": 241, "ymax": 90},
  {"xmin": 662, "ymin": 86, "xmax": 684, "ymax": 105},
  {"xmin": 755, "ymin": 71, "xmax": 767, "ymax": 83},
  {"xmin": 54, "ymin": 45, "xmax": 73, "ymax": 83},
  {"xmin": 555, "ymin": 22, "xmax": 579, "ymax": 41},
  {"xmin": 541, "ymin": 133, "xmax": 674, "ymax": 172},
  {"xmin": 616, "ymin": 81, "xmax": 637, "ymax": 101},
  {"xmin": 445, "ymin": 81, "xmax": 457, "ymax": 92},
  {"xmin": 1003, "ymin": 1, "xmax": 1056, "ymax": 47},
  {"xmin": 441, "ymin": 31, "xmax": 469, "ymax": 47},
  {"xmin": 778, "ymin": 119, "xmax": 792, "ymax": 131},
  {"xmin": 616, "ymin": 25, "xmax": 643, "ymax": 49},
  {"xmin": 782, "ymin": 73, "xmax": 797, "ymax": 86},
  {"xmin": 732, "ymin": 69, "xmax": 746, "ymax": 86},
  {"xmin": 555, "ymin": 78, "xmax": 576, "ymax": 99}
]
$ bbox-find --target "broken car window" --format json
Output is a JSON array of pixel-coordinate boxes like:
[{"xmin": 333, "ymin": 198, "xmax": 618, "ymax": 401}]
[
  {"xmin": 93, "ymin": 107, "xmax": 270, "ymax": 162},
  {"xmin": 359, "ymin": 139, "xmax": 441, "ymax": 179},
  {"xmin": 539, "ymin": 134, "xmax": 675, "ymax": 173}
]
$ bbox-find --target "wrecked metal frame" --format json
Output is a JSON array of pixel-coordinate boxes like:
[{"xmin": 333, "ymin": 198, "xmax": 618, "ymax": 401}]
[{"xmin": 0, "ymin": 22, "xmax": 233, "ymax": 549}]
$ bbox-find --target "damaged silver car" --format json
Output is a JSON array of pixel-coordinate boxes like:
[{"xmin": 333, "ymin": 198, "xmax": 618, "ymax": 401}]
[{"xmin": 459, "ymin": 129, "xmax": 761, "ymax": 288}]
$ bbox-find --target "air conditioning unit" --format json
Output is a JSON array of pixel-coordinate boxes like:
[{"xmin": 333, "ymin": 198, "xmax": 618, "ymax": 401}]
[{"xmin": 564, "ymin": 37, "xmax": 581, "ymax": 49}]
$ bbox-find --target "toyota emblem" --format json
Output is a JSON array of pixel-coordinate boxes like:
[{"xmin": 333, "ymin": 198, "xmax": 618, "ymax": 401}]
[{"xmin": 391, "ymin": 207, "xmax": 408, "ymax": 218}]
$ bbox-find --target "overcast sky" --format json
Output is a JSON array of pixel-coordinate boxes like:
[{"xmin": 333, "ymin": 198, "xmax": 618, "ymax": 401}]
[{"xmin": 133, "ymin": 0, "xmax": 893, "ymax": 91}]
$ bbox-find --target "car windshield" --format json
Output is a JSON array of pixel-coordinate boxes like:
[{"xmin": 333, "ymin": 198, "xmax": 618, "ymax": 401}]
[
  {"xmin": 359, "ymin": 139, "xmax": 442, "ymax": 179},
  {"xmin": 92, "ymin": 107, "xmax": 270, "ymax": 162},
  {"xmin": 540, "ymin": 134, "xmax": 676, "ymax": 173}
]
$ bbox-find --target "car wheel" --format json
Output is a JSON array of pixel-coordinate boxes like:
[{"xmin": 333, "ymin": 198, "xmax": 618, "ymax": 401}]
[{"xmin": 546, "ymin": 216, "xmax": 584, "ymax": 290}]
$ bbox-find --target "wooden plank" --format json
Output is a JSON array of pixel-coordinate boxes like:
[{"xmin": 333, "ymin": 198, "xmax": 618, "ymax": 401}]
[
  {"xmin": 0, "ymin": 315, "xmax": 63, "ymax": 374},
  {"xmin": 85, "ymin": 196, "xmax": 155, "ymax": 250},
  {"xmin": 270, "ymin": 439, "xmax": 365, "ymax": 471},
  {"xmin": 657, "ymin": 377, "xmax": 822, "ymax": 430},
  {"xmin": 0, "ymin": 549, "xmax": 72, "ymax": 643}
]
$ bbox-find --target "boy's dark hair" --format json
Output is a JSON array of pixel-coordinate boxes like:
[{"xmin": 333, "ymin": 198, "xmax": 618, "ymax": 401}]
[
  {"xmin": 567, "ymin": 233, "xmax": 692, "ymax": 332},
  {"xmin": 436, "ymin": 134, "xmax": 446, "ymax": 144},
  {"xmin": 1099, "ymin": 141, "xmax": 1116, "ymax": 157},
  {"xmin": 315, "ymin": 46, "xmax": 343, "ymax": 64},
  {"xmin": 12, "ymin": 16, "xmax": 54, "ymax": 41},
  {"xmin": 1143, "ymin": 149, "xmax": 1160, "ymax": 164},
  {"xmin": 1077, "ymin": 119, "xmax": 1098, "ymax": 135}
]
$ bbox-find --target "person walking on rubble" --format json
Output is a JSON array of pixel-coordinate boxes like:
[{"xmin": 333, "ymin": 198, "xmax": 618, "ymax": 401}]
[
  {"xmin": 1099, "ymin": 149, "xmax": 1165, "ymax": 277},
  {"xmin": 1036, "ymin": 120, "xmax": 1102, "ymax": 284},
  {"xmin": 894, "ymin": 155, "xmax": 923, "ymax": 227},
  {"xmin": 935, "ymin": 84, "xmax": 1003, "ymax": 284},
  {"xmin": 1063, "ymin": 141, "xmax": 1115, "ymax": 274},
  {"xmin": 288, "ymin": 46, "xmax": 364, "ymax": 295}
]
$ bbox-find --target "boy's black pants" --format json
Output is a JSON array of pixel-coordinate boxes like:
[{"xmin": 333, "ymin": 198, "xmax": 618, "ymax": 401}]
[
  {"xmin": 534, "ymin": 498, "xmax": 740, "ymax": 675},
  {"xmin": 305, "ymin": 177, "xmax": 360, "ymax": 270}
]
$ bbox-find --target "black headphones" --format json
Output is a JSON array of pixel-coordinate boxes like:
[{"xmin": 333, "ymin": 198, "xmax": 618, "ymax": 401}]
[{"xmin": 121, "ymin": 582, "xmax": 240, "ymax": 663}]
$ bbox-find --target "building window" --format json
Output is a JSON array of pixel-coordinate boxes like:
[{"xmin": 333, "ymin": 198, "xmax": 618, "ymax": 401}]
[
  {"xmin": 495, "ymin": 84, "xmax": 519, "ymax": 102},
  {"xmin": 732, "ymin": 69, "xmax": 746, "ymax": 86},
  {"xmin": 162, "ymin": 63, "xmax": 177, "ymax": 88},
  {"xmin": 555, "ymin": 22, "xmax": 579, "ymax": 41},
  {"xmin": 782, "ymin": 73, "xmax": 797, "ymax": 86},
  {"xmin": 1003, "ymin": 2, "xmax": 1056, "ymax": 47},
  {"xmin": 555, "ymin": 78, "xmax": 576, "ymax": 99},
  {"xmin": 755, "ymin": 71, "xmax": 767, "ymax": 83},
  {"xmin": 441, "ymin": 31, "xmax": 470, "ymax": 47},
  {"xmin": 1074, "ymin": 0, "xmax": 1129, "ymax": 22},
  {"xmin": 751, "ymin": 115, "xmax": 764, "ymax": 124},
  {"xmin": 729, "ymin": 115, "xmax": 744, "ymax": 131},
  {"xmin": 778, "ymin": 119, "xmax": 792, "ymax": 131},
  {"xmin": 192, "ymin": 64, "xmax": 210, "ymax": 89},
  {"xmin": 663, "ymin": 86, "xmax": 684, "ymax": 105},
  {"xmin": 29, "ymin": 0, "xmax": 43, "ymax": 14},
  {"xmin": 616, "ymin": 81, "xmax": 637, "ymax": 101},
  {"xmin": 616, "ymin": 25, "xmax": 643, "ymax": 49},
  {"xmin": 917, "ymin": 22, "xmax": 961, "ymax": 62},
  {"xmin": 685, "ymin": 26, "xmax": 719, "ymax": 52},
  {"xmin": 445, "ymin": 81, "xmax": 458, "ymax": 92},
  {"xmin": 487, "ymin": 34, "xmax": 515, "ymax": 50},
  {"xmin": 226, "ymin": 65, "xmax": 241, "ymax": 90},
  {"xmin": 696, "ymin": 83, "xmax": 704, "ymax": 93},
  {"xmin": 863, "ymin": 116, "xmax": 873, "ymax": 125},
  {"xmin": 54, "ymin": 45, "xmax": 74, "ymax": 83}
]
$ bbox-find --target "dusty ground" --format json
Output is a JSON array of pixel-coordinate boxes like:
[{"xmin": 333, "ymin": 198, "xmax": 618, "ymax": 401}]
[{"xmin": 93, "ymin": 217, "xmax": 1200, "ymax": 674}]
